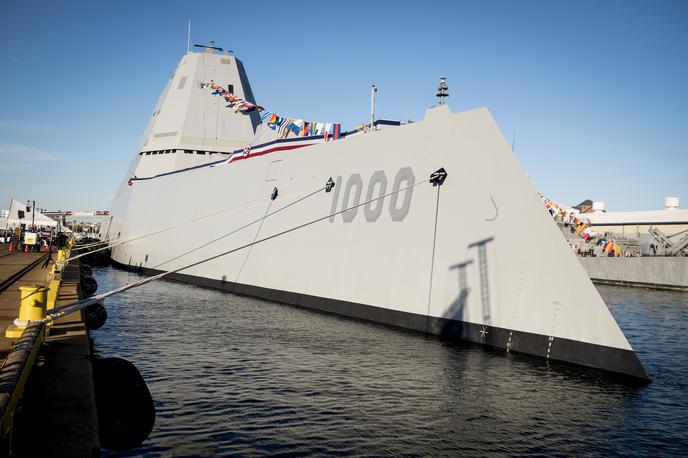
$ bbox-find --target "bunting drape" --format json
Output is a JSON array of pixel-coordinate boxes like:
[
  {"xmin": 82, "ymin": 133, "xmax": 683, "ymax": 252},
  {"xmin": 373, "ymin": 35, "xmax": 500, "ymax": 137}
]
[
  {"xmin": 201, "ymin": 81, "xmax": 342, "ymax": 141},
  {"xmin": 541, "ymin": 196, "xmax": 624, "ymax": 256}
]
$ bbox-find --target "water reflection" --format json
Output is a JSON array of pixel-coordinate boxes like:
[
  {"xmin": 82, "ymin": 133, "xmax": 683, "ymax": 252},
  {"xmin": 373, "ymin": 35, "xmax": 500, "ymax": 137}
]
[{"xmin": 93, "ymin": 268, "xmax": 688, "ymax": 457}]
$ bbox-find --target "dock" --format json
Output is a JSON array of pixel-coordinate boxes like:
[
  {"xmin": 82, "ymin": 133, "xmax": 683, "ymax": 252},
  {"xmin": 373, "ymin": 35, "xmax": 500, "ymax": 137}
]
[{"xmin": 0, "ymin": 244, "xmax": 99, "ymax": 456}]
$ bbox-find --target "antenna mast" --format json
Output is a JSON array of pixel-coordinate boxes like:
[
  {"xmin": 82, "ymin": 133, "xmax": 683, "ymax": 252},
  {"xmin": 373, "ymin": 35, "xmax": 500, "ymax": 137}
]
[
  {"xmin": 370, "ymin": 84, "xmax": 377, "ymax": 131},
  {"xmin": 436, "ymin": 77, "xmax": 449, "ymax": 105},
  {"xmin": 187, "ymin": 20, "xmax": 191, "ymax": 53}
]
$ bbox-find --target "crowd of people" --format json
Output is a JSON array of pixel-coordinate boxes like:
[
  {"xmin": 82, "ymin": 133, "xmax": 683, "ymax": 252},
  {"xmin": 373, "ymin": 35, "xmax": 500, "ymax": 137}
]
[{"xmin": 1, "ymin": 226, "xmax": 69, "ymax": 253}]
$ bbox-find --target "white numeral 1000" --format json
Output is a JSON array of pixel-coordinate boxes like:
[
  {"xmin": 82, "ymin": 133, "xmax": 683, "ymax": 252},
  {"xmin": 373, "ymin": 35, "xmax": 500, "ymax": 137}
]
[{"xmin": 329, "ymin": 167, "xmax": 415, "ymax": 223}]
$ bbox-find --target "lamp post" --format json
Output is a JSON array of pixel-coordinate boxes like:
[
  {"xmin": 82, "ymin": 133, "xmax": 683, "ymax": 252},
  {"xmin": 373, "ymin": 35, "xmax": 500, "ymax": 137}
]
[{"xmin": 27, "ymin": 200, "xmax": 36, "ymax": 231}]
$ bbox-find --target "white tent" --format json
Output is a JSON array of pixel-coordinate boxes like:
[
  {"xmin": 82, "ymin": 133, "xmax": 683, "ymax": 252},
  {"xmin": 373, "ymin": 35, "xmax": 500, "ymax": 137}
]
[{"xmin": 3, "ymin": 198, "xmax": 58, "ymax": 228}]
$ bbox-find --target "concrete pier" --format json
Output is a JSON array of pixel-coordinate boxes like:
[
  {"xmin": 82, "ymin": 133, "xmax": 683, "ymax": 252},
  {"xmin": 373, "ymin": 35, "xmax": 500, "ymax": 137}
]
[
  {"xmin": 0, "ymin": 247, "xmax": 49, "ymax": 358},
  {"xmin": 0, "ymin": 244, "xmax": 99, "ymax": 456},
  {"xmin": 578, "ymin": 256, "xmax": 688, "ymax": 291}
]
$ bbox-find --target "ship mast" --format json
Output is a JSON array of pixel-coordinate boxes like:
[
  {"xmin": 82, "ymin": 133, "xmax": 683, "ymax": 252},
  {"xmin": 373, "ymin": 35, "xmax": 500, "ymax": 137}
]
[
  {"xmin": 436, "ymin": 77, "xmax": 449, "ymax": 105},
  {"xmin": 370, "ymin": 84, "xmax": 377, "ymax": 131}
]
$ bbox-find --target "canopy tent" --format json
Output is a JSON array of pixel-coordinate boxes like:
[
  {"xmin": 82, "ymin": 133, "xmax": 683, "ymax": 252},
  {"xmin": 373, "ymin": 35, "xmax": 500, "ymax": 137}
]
[{"xmin": 3, "ymin": 198, "xmax": 58, "ymax": 228}]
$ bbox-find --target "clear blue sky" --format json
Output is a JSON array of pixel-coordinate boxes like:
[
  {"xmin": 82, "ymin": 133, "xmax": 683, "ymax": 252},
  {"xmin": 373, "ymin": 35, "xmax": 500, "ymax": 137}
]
[{"xmin": 1, "ymin": 0, "xmax": 686, "ymax": 212}]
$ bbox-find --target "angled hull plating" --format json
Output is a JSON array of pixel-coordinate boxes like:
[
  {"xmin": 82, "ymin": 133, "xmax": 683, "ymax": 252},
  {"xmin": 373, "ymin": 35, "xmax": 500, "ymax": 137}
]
[{"xmin": 105, "ymin": 50, "xmax": 649, "ymax": 382}]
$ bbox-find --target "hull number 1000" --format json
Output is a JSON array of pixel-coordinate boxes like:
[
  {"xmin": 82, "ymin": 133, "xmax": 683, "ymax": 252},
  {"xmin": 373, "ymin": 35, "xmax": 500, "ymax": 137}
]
[{"xmin": 329, "ymin": 167, "xmax": 415, "ymax": 223}]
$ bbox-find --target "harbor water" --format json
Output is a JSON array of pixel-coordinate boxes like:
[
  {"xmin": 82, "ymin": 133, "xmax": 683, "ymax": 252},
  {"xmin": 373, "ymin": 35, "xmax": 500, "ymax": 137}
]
[{"xmin": 92, "ymin": 267, "xmax": 688, "ymax": 457}]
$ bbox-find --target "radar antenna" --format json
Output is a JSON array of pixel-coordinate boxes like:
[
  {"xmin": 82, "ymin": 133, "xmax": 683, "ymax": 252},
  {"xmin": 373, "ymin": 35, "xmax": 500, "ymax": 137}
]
[
  {"xmin": 436, "ymin": 77, "xmax": 449, "ymax": 105},
  {"xmin": 193, "ymin": 40, "xmax": 233, "ymax": 53}
]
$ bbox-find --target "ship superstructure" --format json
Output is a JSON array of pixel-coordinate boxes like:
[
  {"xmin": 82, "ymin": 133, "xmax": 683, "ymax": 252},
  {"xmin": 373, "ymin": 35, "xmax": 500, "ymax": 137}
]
[{"xmin": 105, "ymin": 47, "xmax": 649, "ymax": 382}]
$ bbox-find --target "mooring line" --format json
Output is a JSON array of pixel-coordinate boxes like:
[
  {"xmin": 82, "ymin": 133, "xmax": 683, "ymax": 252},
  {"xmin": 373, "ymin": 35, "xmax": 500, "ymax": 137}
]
[
  {"xmin": 425, "ymin": 185, "xmax": 442, "ymax": 335},
  {"xmin": 48, "ymin": 186, "xmax": 325, "ymax": 316},
  {"xmin": 151, "ymin": 186, "xmax": 323, "ymax": 271},
  {"xmin": 43, "ymin": 179, "xmax": 428, "ymax": 323},
  {"xmin": 231, "ymin": 197, "xmax": 274, "ymax": 291},
  {"xmin": 66, "ymin": 185, "xmax": 323, "ymax": 262}
]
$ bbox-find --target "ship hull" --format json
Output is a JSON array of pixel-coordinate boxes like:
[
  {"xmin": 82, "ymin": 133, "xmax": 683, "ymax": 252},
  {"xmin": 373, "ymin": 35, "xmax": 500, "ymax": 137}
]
[{"xmin": 107, "ymin": 106, "xmax": 649, "ymax": 382}]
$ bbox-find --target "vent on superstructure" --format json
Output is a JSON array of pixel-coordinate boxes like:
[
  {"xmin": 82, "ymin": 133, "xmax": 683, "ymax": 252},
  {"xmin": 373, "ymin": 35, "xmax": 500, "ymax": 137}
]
[
  {"xmin": 177, "ymin": 76, "xmax": 187, "ymax": 90},
  {"xmin": 220, "ymin": 58, "xmax": 231, "ymax": 65}
]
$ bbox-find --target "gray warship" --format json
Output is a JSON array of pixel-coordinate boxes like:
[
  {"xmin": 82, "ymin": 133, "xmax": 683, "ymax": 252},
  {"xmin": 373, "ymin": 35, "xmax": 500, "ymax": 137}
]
[{"xmin": 102, "ymin": 45, "xmax": 649, "ymax": 382}]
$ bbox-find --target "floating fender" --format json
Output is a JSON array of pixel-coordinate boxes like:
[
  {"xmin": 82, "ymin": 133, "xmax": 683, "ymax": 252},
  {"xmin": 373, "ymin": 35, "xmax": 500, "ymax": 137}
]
[
  {"xmin": 81, "ymin": 275, "xmax": 98, "ymax": 297},
  {"xmin": 92, "ymin": 357, "xmax": 156, "ymax": 451},
  {"xmin": 81, "ymin": 264, "xmax": 93, "ymax": 276},
  {"xmin": 84, "ymin": 301, "xmax": 107, "ymax": 330}
]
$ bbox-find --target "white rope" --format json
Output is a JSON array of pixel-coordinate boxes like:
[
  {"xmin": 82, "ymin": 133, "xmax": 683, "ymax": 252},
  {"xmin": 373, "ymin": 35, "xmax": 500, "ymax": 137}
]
[
  {"xmin": 73, "ymin": 240, "xmax": 110, "ymax": 251},
  {"xmin": 150, "ymin": 186, "xmax": 323, "ymax": 270},
  {"xmin": 65, "ymin": 185, "xmax": 322, "ymax": 263},
  {"xmin": 42, "ymin": 179, "xmax": 427, "ymax": 323},
  {"xmin": 49, "ymin": 184, "xmax": 325, "ymax": 315}
]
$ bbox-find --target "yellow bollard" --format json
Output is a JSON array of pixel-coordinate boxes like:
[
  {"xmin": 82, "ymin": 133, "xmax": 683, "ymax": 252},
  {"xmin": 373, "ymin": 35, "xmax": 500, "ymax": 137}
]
[
  {"xmin": 45, "ymin": 279, "xmax": 60, "ymax": 335},
  {"xmin": 5, "ymin": 285, "xmax": 48, "ymax": 338},
  {"xmin": 57, "ymin": 249, "xmax": 66, "ymax": 262},
  {"xmin": 47, "ymin": 279, "xmax": 60, "ymax": 311},
  {"xmin": 47, "ymin": 262, "xmax": 57, "ymax": 282}
]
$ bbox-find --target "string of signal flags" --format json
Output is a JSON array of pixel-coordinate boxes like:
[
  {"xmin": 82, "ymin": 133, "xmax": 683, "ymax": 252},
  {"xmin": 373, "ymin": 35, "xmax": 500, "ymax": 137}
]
[
  {"xmin": 201, "ymin": 81, "xmax": 342, "ymax": 141},
  {"xmin": 542, "ymin": 196, "xmax": 624, "ymax": 257}
]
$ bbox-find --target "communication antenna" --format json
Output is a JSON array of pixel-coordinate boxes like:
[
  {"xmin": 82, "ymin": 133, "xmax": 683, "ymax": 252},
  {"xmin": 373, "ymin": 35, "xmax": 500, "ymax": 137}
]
[
  {"xmin": 193, "ymin": 40, "xmax": 233, "ymax": 53},
  {"xmin": 436, "ymin": 77, "xmax": 449, "ymax": 105},
  {"xmin": 187, "ymin": 20, "xmax": 191, "ymax": 53},
  {"xmin": 370, "ymin": 84, "xmax": 377, "ymax": 131}
]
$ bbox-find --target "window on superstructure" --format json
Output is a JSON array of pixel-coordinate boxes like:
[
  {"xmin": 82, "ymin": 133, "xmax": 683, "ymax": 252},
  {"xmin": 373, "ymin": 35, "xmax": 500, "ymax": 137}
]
[
  {"xmin": 228, "ymin": 84, "xmax": 234, "ymax": 93},
  {"xmin": 184, "ymin": 150, "xmax": 192, "ymax": 154},
  {"xmin": 196, "ymin": 151, "xmax": 206, "ymax": 155}
]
